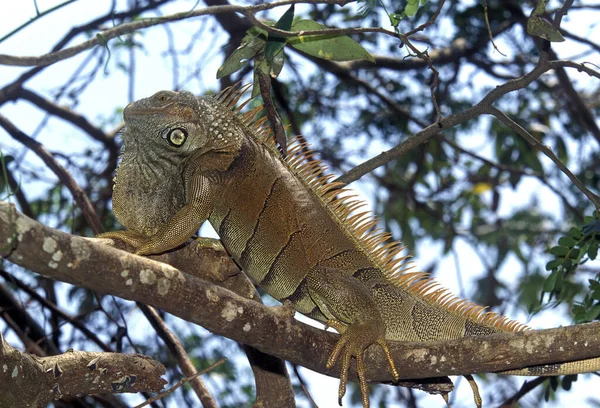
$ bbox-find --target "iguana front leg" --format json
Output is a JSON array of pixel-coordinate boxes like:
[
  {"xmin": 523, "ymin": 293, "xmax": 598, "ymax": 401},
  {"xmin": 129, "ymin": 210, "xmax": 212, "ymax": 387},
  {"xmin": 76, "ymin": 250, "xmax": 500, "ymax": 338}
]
[
  {"xmin": 307, "ymin": 267, "xmax": 399, "ymax": 408},
  {"xmin": 99, "ymin": 174, "xmax": 214, "ymax": 255}
]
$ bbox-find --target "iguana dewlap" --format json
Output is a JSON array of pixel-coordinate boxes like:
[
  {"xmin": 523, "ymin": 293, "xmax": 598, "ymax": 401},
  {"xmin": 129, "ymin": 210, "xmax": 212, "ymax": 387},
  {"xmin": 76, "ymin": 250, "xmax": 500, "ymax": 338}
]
[{"xmin": 99, "ymin": 87, "xmax": 600, "ymax": 408}]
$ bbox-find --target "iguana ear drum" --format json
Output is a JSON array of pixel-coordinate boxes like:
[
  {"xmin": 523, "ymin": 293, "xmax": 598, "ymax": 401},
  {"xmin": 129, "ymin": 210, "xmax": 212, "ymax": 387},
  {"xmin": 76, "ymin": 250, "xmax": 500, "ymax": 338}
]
[{"xmin": 164, "ymin": 128, "xmax": 187, "ymax": 147}]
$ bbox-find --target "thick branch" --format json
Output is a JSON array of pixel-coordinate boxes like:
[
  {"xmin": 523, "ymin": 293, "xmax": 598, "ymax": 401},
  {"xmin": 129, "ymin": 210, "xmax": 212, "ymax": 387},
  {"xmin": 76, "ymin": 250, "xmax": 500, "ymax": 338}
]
[
  {"xmin": 0, "ymin": 334, "xmax": 165, "ymax": 408},
  {"xmin": 3, "ymin": 201, "xmax": 600, "ymax": 388}
]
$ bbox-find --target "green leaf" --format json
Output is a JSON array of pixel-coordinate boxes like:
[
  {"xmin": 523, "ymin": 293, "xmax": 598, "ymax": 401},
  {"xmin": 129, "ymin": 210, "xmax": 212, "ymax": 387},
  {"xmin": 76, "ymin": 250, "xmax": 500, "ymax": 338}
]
[
  {"xmin": 543, "ymin": 270, "xmax": 558, "ymax": 292},
  {"xmin": 265, "ymin": 5, "xmax": 294, "ymax": 63},
  {"xmin": 555, "ymin": 136, "xmax": 568, "ymax": 163},
  {"xmin": 584, "ymin": 303, "xmax": 600, "ymax": 322},
  {"xmin": 568, "ymin": 248, "xmax": 580, "ymax": 259},
  {"xmin": 217, "ymin": 33, "xmax": 266, "ymax": 79},
  {"xmin": 545, "ymin": 259, "xmax": 560, "ymax": 271},
  {"xmin": 288, "ymin": 20, "xmax": 375, "ymax": 62},
  {"xmin": 405, "ymin": 2, "xmax": 419, "ymax": 17},
  {"xmin": 549, "ymin": 245, "xmax": 568, "ymax": 256},
  {"xmin": 558, "ymin": 236, "xmax": 576, "ymax": 248},
  {"xmin": 588, "ymin": 242, "xmax": 598, "ymax": 260},
  {"xmin": 568, "ymin": 227, "xmax": 583, "ymax": 239}
]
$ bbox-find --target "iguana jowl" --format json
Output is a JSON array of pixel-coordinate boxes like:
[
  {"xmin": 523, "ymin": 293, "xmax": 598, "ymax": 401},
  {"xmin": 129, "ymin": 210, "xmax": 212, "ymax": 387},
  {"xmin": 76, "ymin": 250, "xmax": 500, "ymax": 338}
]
[{"xmin": 100, "ymin": 86, "xmax": 600, "ymax": 407}]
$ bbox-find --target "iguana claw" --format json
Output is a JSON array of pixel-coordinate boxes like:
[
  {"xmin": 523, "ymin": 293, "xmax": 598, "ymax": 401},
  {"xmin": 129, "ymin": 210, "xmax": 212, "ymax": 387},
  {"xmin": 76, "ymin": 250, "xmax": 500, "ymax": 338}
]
[{"xmin": 326, "ymin": 319, "xmax": 399, "ymax": 408}]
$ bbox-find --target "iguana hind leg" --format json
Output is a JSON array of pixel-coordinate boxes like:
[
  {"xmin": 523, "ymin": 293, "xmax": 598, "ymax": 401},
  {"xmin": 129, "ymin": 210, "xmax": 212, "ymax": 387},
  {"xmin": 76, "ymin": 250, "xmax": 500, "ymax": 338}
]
[{"xmin": 307, "ymin": 267, "xmax": 399, "ymax": 407}]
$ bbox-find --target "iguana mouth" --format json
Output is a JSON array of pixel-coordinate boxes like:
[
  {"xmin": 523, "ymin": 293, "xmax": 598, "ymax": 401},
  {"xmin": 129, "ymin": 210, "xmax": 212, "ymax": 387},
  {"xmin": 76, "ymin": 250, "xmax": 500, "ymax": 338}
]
[{"xmin": 124, "ymin": 104, "xmax": 176, "ymax": 118}]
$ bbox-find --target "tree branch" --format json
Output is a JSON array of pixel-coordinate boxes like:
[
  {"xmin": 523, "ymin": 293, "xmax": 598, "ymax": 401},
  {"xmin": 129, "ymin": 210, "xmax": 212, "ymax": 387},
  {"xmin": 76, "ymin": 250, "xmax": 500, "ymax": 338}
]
[{"xmin": 3, "ymin": 201, "xmax": 600, "ymax": 390}]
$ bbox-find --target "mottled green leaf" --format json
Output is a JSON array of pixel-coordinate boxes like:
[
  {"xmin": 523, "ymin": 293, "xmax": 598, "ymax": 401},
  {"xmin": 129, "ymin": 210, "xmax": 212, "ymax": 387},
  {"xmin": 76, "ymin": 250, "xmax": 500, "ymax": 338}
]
[
  {"xmin": 527, "ymin": 1, "xmax": 565, "ymax": 42},
  {"xmin": 288, "ymin": 20, "xmax": 375, "ymax": 62},
  {"xmin": 217, "ymin": 33, "xmax": 265, "ymax": 79}
]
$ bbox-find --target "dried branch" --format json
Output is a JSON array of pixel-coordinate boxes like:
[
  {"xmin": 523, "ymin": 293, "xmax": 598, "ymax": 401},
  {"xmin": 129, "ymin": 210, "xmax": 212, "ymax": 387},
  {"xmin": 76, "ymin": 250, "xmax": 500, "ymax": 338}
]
[
  {"xmin": 548, "ymin": 50, "xmax": 600, "ymax": 145},
  {"xmin": 0, "ymin": 0, "xmax": 355, "ymax": 68},
  {"xmin": 554, "ymin": 0, "xmax": 575, "ymax": 27},
  {"xmin": 498, "ymin": 377, "xmax": 547, "ymax": 408},
  {"xmin": 404, "ymin": 0, "xmax": 446, "ymax": 37},
  {"xmin": 133, "ymin": 358, "xmax": 226, "ymax": 408}
]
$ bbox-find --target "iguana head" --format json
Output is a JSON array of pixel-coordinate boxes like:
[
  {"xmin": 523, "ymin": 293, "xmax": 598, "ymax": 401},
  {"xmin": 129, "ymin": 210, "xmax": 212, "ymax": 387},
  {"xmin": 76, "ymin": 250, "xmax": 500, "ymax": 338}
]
[
  {"xmin": 112, "ymin": 89, "xmax": 247, "ymax": 235},
  {"xmin": 122, "ymin": 90, "xmax": 245, "ymax": 158},
  {"xmin": 122, "ymin": 90, "xmax": 205, "ymax": 156}
]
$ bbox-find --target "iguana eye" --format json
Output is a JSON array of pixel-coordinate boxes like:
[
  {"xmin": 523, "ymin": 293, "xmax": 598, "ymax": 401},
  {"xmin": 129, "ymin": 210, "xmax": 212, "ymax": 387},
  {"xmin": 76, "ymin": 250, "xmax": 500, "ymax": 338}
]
[
  {"xmin": 165, "ymin": 128, "xmax": 187, "ymax": 147},
  {"xmin": 153, "ymin": 91, "xmax": 173, "ymax": 102}
]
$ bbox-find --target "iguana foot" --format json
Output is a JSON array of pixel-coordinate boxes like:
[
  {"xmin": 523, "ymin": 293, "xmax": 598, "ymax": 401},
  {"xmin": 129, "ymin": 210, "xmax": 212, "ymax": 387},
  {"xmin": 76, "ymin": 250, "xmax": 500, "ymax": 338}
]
[
  {"xmin": 97, "ymin": 230, "xmax": 181, "ymax": 255},
  {"xmin": 96, "ymin": 230, "xmax": 148, "ymax": 251},
  {"xmin": 326, "ymin": 319, "xmax": 399, "ymax": 408}
]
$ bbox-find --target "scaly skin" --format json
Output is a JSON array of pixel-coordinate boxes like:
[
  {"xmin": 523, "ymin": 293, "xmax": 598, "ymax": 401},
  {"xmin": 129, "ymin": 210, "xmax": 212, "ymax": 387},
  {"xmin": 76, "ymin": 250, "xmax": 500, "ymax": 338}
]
[{"xmin": 99, "ymin": 87, "xmax": 600, "ymax": 408}]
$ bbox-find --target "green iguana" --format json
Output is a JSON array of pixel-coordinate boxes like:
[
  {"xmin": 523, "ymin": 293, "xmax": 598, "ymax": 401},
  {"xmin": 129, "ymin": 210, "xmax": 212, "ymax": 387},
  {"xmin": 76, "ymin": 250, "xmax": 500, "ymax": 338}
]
[{"xmin": 99, "ymin": 86, "xmax": 600, "ymax": 407}]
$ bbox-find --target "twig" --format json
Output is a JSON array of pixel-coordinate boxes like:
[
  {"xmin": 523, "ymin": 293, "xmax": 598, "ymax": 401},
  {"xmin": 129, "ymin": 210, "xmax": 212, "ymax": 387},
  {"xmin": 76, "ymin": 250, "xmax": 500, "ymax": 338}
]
[
  {"xmin": 397, "ymin": 34, "xmax": 443, "ymax": 121},
  {"xmin": 0, "ymin": 114, "xmax": 103, "ymax": 234},
  {"xmin": 482, "ymin": 0, "xmax": 506, "ymax": 56},
  {"xmin": 497, "ymin": 377, "xmax": 547, "ymax": 408},
  {"xmin": 133, "ymin": 358, "xmax": 227, "ymax": 408},
  {"xmin": 140, "ymin": 306, "xmax": 219, "ymax": 408},
  {"xmin": 486, "ymin": 106, "xmax": 600, "ymax": 209},
  {"xmin": 257, "ymin": 71, "xmax": 288, "ymax": 155},
  {"xmin": 292, "ymin": 364, "xmax": 319, "ymax": 408},
  {"xmin": 554, "ymin": 0, "xmax": 575, "ymax": 27},
  {"xmin": 404, "ymin": 0, "xmax": 446, "ymax": 37},
  {"xmin": 0, "ymin": 0, "xmax": 77, "ymax": 44}
]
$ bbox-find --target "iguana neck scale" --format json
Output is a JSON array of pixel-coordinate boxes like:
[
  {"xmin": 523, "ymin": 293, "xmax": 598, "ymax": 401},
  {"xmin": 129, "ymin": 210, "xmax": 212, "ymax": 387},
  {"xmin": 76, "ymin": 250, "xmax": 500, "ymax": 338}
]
[{"xmin": 100, "ymin": 86, "xmax": 600, "ymax": 408}]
